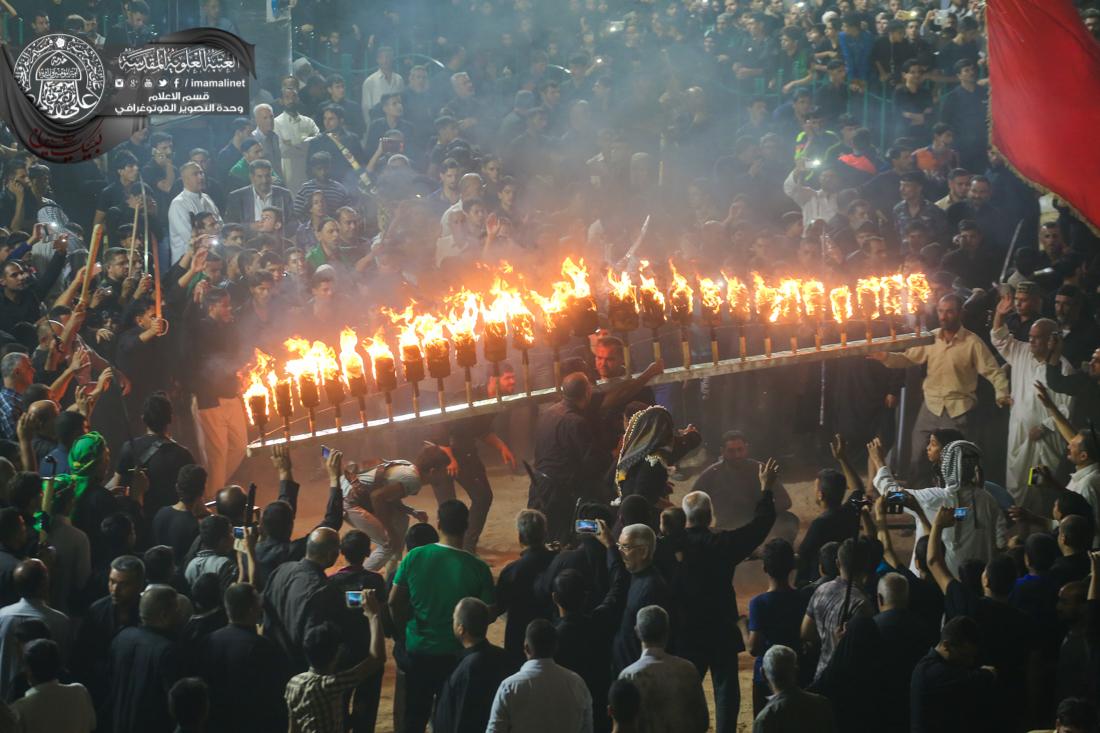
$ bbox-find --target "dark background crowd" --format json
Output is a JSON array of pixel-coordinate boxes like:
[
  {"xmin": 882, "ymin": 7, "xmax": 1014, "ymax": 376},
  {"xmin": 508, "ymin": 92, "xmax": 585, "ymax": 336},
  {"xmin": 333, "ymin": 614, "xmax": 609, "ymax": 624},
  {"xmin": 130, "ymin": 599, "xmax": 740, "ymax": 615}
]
[{"xmin": 0, "ymin": 0, "xmax": 1098, "ymax": 730}]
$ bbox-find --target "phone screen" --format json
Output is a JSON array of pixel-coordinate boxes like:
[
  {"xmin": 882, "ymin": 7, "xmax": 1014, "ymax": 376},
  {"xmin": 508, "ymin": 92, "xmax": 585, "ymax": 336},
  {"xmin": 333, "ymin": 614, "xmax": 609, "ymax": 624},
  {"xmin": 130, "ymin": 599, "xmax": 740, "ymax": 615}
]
[
  {"xmin": 345, "ymin": 590, "xmax": 364, "ymax": 608},
  {"xmin": 322, "ymin": 445, "xmax": 331, "ymax": 459},
  {"xmin": 575, "ymin": 519, "xmax": 599, "ymax": 533},
  {"xmin": 233, "ymin": 526, "xmax": 245, "ymax": 540},
  {"xmin": 953, "ymin": 507, "xmax": 970, "ymax": 521}
]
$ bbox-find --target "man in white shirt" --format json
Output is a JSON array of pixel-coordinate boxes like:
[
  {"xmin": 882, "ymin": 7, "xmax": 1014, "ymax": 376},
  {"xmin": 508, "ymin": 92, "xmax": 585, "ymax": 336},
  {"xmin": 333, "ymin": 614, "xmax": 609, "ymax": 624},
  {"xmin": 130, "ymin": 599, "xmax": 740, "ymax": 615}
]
[
  {"xmin": 11, "ymin": 639, "xmax": 94, "ymax": 733},
  {"xmin": 782, "ymin": 156, "xmax": 841, "ymax": 226},
  {"xmin": 167, "ymin": 162, "xmax": 219, "ymax": 264},
  {"xmin": 361, "ymin": 46, "xmax": 405, "ymax": 120},
  {"xmin": 990, "ymin": 295, "xmax": 1074, "ymax": 516},
  {"xmin": 273, "ymin": 87, "xmax": 319, "ymax": 195},
  {"xmin": 487, "ymin": 619, "xmax": 593, "ymax": 733},
  {"xmin": 618, "ymin": 605, "xmax": 709, "ymax": 733},
  {"xmin": 1034, "ymin": 382, "xmax": 1100, "ymax": 545},
  {"xmin": 0, "ymin": 560, "xmax": 71, "ymax": 700}
]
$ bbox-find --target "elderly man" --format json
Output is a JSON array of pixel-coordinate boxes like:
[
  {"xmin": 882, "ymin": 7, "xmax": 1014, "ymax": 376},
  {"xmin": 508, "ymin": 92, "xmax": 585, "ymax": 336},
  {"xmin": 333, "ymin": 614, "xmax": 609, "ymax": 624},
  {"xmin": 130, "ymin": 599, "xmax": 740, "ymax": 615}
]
[
  {"xmin": 869, "ymin": 293, "xmax": 1010, "ymax": 483},
  {"xmin": 611, "ymin": 523, "xmax": 674, "ymax": 676},
  {"xmin": 167, "ymin": 162, "xmax": 220, "ymax": 264},
  {"xmin": 752, "ymin": 645, "xmax": 835, "ymax": 733},
  {"xmin": 679, "ymin": 460, "xmax": 777, "ymax": 733},
  {"xmin": 273, "ymin": 88, "xmax": 319, "ymax": 195},
  {"xmin": 0, "ymin": 353, "xmax": 34, "ymax": 441},
  {"xmin": 224, "ymin": 159, "xmax": 295, "ymax": 231},
  {"xmin": 251, "ymin": 103, "xmax": 283, "ymax": 178},
  {"xmin": 991, "ymin": 294, "xmax": 1074, "ymax": 515},
  {"xmin": 619, "ymin": 605, "xmax": 708, "ymax": 733}
]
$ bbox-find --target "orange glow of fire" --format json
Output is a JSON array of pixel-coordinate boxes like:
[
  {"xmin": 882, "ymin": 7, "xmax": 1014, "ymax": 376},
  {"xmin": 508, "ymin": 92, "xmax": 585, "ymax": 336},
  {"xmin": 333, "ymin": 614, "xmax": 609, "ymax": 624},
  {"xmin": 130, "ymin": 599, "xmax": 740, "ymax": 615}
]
[
  {"xmin": 829, "ymin": 286, "xmax": 854, "ymax": 324},
  {"xmin": 668, "ymin": 261, "xmax": 694, "ymax": 319},
  {"xmin": 753, "ymin": 273, "xmax": 779, "ymax": 324},
  {"xmin": 724, "ymin": 274, "xmax": 751, "ymax": 322},
  {"xmin": 444, "ymin": 289, "xmax": 481, "ymax": 351},
  {"xmin": 338, "ymin": 327, "xmax": 366, "ymax": 384},
  {"xmin": 773, "ymin": 279, "xmax": 803, "ymax": 323},
  {"xmin": 486, "ymin": 276, "xmax": 535, "ymax": 348},
  {"xmin": 241, "ymin": 348, "xmax": 276, "ymax": 424},
  {"xmin": 608, "ymin": 270, "xmax": 638, "ymax": 307},
  {"xmin": 561, "ymin": 257, "xmax": 592, "ymax": 299},
  {"xmin": 906, "ymin": 272, "xmax": 931, "ymax": 314},
  {"xmin": 880, "ymin": 274, "xmax": 905, "ymax": 317},
  {"xmin": 362, "ymin": 330, "xmax": 396, "ymax": 378},
  {"xmin": 698, "ymin": 277, "xmax": 722, "ymax": 322},
  {"xmin": 800, "ymin": 280, "xmax": 827, "ymax": 318},
  {"xmin": 856, "ymin": 277, "xmax": 882, "ymax": 320},
  {"xmin": 637, "ymin": 261, "xmax": 666, "ymax": 311}
]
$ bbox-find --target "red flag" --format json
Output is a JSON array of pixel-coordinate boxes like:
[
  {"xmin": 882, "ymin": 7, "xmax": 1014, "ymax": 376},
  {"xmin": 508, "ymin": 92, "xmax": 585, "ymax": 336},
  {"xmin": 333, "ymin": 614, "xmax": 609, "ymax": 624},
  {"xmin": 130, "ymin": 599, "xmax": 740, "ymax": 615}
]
[{"xmin": 987, "ymin": 0, "xmax": 1100, "ymax": 230}]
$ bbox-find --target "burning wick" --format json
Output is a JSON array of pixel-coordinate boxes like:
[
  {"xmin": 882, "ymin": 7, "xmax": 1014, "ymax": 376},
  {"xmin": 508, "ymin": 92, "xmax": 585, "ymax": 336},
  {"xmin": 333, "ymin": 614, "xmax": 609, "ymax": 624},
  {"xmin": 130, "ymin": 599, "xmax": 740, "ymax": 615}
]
[
  {"xmin": 608, "ymin": 271, "xmax": 640, "ymax": 375},
  {"xmin": 639, "ymin": 265, "xmax": 666, "ymax": 362},
  {"xmin": 340, "ymin": 329, "xmax": 370, "ymax": 425},
  {"xmin": 298, "ymin": 373, "xmax": 320, "ymax": 435},
  {"xmin": 455, "ymin": 336, "xmax": 477, "ymax": 407},
  {"xmin": 324, "ymin": 377, "xmax": 345, "ymax": 431},
  {"xmin": 402, "ymin": 343, "xmax": 425, "ymax": 417},
  {"xmin": 426, "ymin": 339, "xmax": 451, "ymax": 412},
  {"xmin": 668, "ymin": 262, "xmax": 693, "ymax": 369},
  {"xmin": 373, "ymin": 352, "xmax": 398, "ymax": 422},
  {"xmin": 246, "ymin": 392, "xmax": 268, "ymax": 446},
  {"xmin": 484, "ymin": 321, "xmax": 507, "ymax": 404},
  {"xmin": 274, "ymin": 380, "xmax": 293, "ymax": 440},
  {"xmin": 699, "ymin": 278, "xmax": 722, "ymax": 365}
]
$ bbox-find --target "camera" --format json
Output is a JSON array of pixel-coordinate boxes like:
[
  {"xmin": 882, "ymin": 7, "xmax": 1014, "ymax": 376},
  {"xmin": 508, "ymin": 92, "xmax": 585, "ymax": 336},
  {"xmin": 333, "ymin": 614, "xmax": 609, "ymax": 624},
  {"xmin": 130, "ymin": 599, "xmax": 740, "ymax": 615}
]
[
  {"xmin": 345, "ymin": 590, "xmax": 365, "ymax": 608},
  {"xmin": 575, "ymin": 519, "xmax": 599, "ymax": 534},
  {"xmin": 885, "ymin": 491, "xmax": 906, "ymax": 515},
  {"xmin": 953, "ymin": 507, "xmax": 970, "ymax": 521},
  {"xmin": 233, "ymin": 526, "xmax": 246, "ymax": 540},
  {"xmin": 1027, "ymin": 466, "xmax": 1045, "ymax": 486},
  {"xmin": 381, "ymin": 137, "xmax": 403, "ymax": 155}
]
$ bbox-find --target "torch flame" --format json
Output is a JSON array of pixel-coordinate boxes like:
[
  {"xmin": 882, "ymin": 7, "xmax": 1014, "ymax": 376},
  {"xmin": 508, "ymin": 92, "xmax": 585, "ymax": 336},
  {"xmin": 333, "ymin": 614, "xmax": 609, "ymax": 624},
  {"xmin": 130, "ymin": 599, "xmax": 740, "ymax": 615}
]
[
  {"xmin": 829, "ymin": 286, "xmax": 854, "ymax": 324},
  {"xmin": 486, "ymin": 275, "xmax": 535, "ymax": 348},
  {"xmin": 561, "ymin": 257, "xmax": 592, "ymax": 299},
  {"xmin": 880, "ymin": 274, "xmax": 905, "ymax": 317},
  {"xmin": 338, "ymin": 327, "xmax": 367, "ymax": 386},
  {"xmin": 608, "ymin": 270, "xmax": 637, "ymax": 305},
  {"xmin": 906, "ymin": 272, "xmax": 931, "ymax": 314},
  {"xmin": 668, "ymin": 261, "xmax": 694, "ymax": 319},
  {"xmin": 443, "ymin": 289, "xmax": 482, "ymax": 349},
  {"xmin": 698, "ymin": 277, "xmax": 722, "ymax": 321},
  {"xmin": 753, "ymin": 273, "xmax": 779, "ymax": 324},
  {"xmin": 774, "ymin": 278, "xmax": 804, "ymax": 323},
  {"xmin": 800, "ymin": 280, "xmax": 827, "ymax": 317},
  {"xmin": 241, "ymin": 348, "xmax": 276, "ymax": 424},
  {"xmin": 637, "ymin": 261, "xmax": 666, "ymax": 310},
  {"xmin": 856, "ymin": 277, "xmax": 882, "ymax": 320},
  {"xmin": 723, "ymin": 273, "xmax": 751, "ymax": 322},
  {"xmin": 362, "ymin": 329, "xmax": 396, "ymax": 373}
]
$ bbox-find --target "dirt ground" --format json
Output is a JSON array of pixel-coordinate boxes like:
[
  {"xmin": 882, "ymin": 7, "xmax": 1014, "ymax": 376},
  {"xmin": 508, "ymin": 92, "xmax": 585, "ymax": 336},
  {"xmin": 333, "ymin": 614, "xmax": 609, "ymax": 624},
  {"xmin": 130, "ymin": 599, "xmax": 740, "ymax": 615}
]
[{"xmin": 260, "ymin": 450, "xmax": 915, "ymax": 733}]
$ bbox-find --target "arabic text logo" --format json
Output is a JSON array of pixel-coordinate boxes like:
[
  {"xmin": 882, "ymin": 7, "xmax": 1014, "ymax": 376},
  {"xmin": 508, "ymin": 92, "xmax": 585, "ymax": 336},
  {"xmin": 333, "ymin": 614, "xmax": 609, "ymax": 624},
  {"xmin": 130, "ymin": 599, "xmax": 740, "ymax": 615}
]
[{"xmin": 14, "ymin": 34, "xmax": 105, "ymax": 124}]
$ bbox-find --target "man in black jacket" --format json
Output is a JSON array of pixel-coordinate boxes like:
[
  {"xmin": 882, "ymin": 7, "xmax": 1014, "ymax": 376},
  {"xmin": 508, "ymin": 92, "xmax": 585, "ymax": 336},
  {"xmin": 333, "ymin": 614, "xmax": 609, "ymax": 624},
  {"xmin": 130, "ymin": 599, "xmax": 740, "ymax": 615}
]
[
  {"xmin": 263, "ymin": 526, "xmax": 340, "ymax": 672},
  {"xmin": 196, "ymin": 582, "xmax": 291, "ymax": 733},
  {"xmin": 222, "ymin": 159, "xmax": 295, "ymax": 231},
  {"xmin": 795, "ymin": 469, "xmax": 859, "ymax": 585},
  {"xmin": 433, "ymin": 597, "xmax": 511, "ymax": 733},
  {"xmin": 552, "ymin": 520, "xmax": 629, "ymax": 733},
  {"xmin": 678, "ymin": 457, "xmax": 778, "ymax": 733},
  {"xmin": 189, "ymin": 286, "xmax": 247, "ymax": 494},
  {"xmin": 909, "ymin": 616, "xmax": 996, "ymax": 733},
  {"xmin": 107, "ymin": 584, "xmax": 183, "ymax": 733},
  {"xmin": 611, "ymin": 522, "xmax": 675, "ymax": 676},
  {"xmin": 255, "ymin": 445, "xmax": 344, "ymax": 587},
  {"xmin": 496, "ymin": 509, "xmax": 556, "ymax": 668}
]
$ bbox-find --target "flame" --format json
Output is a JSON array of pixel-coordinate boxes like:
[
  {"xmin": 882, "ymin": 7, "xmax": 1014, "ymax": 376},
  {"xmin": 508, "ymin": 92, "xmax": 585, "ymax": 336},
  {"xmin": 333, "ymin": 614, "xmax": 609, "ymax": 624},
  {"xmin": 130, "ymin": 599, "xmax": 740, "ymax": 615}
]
[
  {"xmin": 880, "ymin": 274, "xmax": 905, "ymax": 317},
  {"xmin": 608, "ymin": 270, "xmax": 637, "ymax": 305},
  {"xmin": 529, "ymin": 281, "xmax": 571, "ymax": 332},
  {"xmin": 637, "ymin": 260, "xmax": 666, "ymax": 312},
  {"xmin": 753, "ymin": 273, "xmax": 779, "ymax": 324},
  {"xmin": 486, "ymin": 275, "xmax": 535, "ymax": 348},
  {"xmin": 906, "ymin": 272, "xmax": 931, "ymax": 314},
  {"xmin": 698, "ymin": 277, "xmax": 722, "ymax": 322},
  {"xmin": 362, "ymin": 329, "xmax": 396, "ymax": 373},
  {"xmin": 856, "ymin": 277, "xmax": 881, "ymax": 320},
  {"xmin": 668, "ymin": 261, "xmax": 694, "ymax": 319},
  {"xmin": 774, "ymin": 279, "xmax": 803, "ymax": 323},
  {"xmin": 829, "ymin": 286, "xmax": 854, "ymax": 324},
  {"xmin": 444, "ymin": 288, "xmax": 481, "ymax": 351},
  {"xmin": 724, "ymin": 274, "xmax": 751, "ymax": 322},
  {"xmin": 241, "ymin": 348, "xmax": 276, "ymax": 424},
  {"xmin": 339, "ymin": 327, "xmax": 366, "ymax": 384},
  {"xmin": 561, "ymin": 257, "xmax": 591, "ymax": 298},
  {"xmin": 800, "ymin": 280, "xmax": 827, "ymax": 318}
]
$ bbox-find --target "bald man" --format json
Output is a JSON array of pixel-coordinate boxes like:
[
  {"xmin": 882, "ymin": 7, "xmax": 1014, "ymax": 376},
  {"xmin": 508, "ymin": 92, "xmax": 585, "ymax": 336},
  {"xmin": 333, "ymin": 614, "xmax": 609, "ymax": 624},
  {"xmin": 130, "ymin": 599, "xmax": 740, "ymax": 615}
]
[
  {"xmin": 992, "ymin": 297, "xmax": 1074, "ymax": 516},
  {"xmin": 25, "ymin": 399, "xmax": 60, "ymax": 464},
  {"xmin": 263, "ymin": 527, "xmax": 341, "ymax": 672}
]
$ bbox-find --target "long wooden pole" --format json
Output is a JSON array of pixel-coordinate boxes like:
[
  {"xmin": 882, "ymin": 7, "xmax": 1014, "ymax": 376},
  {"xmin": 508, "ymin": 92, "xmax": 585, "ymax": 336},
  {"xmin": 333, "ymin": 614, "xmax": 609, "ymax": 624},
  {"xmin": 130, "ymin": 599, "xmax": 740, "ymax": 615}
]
[{"xmin": 78, "ymin": 224, "xmax": 104, "ymax": 305}]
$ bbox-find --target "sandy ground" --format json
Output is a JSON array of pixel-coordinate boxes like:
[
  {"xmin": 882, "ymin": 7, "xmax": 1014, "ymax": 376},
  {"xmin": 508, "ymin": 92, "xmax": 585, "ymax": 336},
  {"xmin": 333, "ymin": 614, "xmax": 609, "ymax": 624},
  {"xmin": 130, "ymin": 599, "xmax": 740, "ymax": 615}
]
[{"xmin": 249, "ymin": 449, "xmax": 915, "ymax": 733}]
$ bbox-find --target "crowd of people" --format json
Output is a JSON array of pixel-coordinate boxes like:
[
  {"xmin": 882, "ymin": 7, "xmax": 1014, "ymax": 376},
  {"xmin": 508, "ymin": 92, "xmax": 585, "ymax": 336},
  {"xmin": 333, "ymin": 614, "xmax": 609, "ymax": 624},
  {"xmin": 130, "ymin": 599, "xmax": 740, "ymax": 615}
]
[{"xmin": 0, "ymin": 0, "xmax": 1099, "ymax": 730}]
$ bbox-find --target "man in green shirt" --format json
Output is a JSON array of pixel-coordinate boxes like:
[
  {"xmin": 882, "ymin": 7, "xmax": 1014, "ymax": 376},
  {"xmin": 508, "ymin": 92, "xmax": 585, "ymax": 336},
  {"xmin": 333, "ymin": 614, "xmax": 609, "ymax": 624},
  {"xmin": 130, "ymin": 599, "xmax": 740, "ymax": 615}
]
[{"xmin": 389, "ymin": 499, "xmax": 495, "ymax": 733}]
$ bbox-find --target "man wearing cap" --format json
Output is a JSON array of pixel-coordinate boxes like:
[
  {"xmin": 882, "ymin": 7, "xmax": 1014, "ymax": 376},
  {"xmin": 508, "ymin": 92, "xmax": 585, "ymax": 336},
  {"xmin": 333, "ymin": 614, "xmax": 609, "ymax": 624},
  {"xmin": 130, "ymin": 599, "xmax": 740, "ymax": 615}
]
[
  {"xmin": 941, "ymin": 220, "xmax": 999, "ymax": 289},
  {"xmin": 1004, "ymin": 281, "xmax": 1044, "ymax": 343},
  {"xmin": 893, "ymin": 171, "xmax": 948, "ymax": 246}
]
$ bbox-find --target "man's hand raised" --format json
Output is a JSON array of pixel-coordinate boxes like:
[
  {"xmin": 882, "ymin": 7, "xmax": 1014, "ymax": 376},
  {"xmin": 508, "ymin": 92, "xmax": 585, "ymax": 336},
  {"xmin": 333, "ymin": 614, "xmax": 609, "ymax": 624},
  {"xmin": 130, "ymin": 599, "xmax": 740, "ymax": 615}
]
[{"xmin": 758, "ymin": 457, "xmax": 779, "ymax": 492}]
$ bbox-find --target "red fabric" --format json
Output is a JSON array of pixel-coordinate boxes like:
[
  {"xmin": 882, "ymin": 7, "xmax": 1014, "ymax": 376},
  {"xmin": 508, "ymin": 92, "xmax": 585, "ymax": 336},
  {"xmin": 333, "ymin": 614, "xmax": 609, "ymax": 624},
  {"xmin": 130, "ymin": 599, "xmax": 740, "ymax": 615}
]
[{"xmin": 988, "ymin": 0, "xmax": 1100, "ymax": 229}]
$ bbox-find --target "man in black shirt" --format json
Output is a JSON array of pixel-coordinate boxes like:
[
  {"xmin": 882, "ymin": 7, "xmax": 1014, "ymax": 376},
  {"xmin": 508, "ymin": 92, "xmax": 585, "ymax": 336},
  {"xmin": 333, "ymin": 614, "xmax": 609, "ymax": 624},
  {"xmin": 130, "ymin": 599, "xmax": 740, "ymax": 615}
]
[
  {"xmin": 941, "ymin": 220, "xmax": 1001, "ymax": 290},
  {"xmin": 151, "ymin": 464, "xmax": 208, "ymax": 567},
  {"xmin": 0, "ymin": 159, "xmax": 38, "ymax": 233},
  {"xmin": 0, "ymin": 255, "xmax": 65, "ymax": 329},
  {"xmin": 496, "ymin": 510, "xmax": 556, "ymax": 668},
  {"xmin": 795, "ymin": 469, "xmax": 859, "ymax": 585},
  {"xmin": 432, "ymin": 364, "xmax": 517, "ymax": 552},
  {"xmin": 433, "ymin": 597, "xmax": 511, "ymax": 733},
  {"xmin": 196, "ymin": 582, "xmax": 291, "ymax": 733},
  {"xmin": 115, "ymin": 299, "xmax": 170, "ymax": 429},
  {"xmin": 113, "ymin": 392, "xmax": 195, "ymax": 526},
  {"xmin": 909, "ymin": 616, "xmax": 996, "ymax": 733},
  {"xmin": 93, "ymin": 152, "xmax": 154, "ymax": 232},
  {"xmin": 611, "ymin": 522, "xmax": 675, "ymax": 676}
]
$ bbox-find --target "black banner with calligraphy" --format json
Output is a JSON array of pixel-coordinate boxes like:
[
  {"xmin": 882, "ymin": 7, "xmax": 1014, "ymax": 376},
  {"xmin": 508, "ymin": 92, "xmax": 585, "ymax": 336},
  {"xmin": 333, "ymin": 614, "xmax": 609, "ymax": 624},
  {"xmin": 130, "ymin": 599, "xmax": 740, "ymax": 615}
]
[{"xmin": 0, "ymin": 28, "xmax": 255, "ymax": 164}]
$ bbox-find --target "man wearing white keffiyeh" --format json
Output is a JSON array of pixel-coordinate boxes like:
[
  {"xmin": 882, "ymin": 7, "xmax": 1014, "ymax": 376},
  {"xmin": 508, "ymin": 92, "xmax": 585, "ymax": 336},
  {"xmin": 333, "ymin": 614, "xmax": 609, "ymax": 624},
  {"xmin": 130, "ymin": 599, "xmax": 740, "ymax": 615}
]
[{"xmin": 873, "ymin": 437, "xmax": 1006, "ymax": 575}]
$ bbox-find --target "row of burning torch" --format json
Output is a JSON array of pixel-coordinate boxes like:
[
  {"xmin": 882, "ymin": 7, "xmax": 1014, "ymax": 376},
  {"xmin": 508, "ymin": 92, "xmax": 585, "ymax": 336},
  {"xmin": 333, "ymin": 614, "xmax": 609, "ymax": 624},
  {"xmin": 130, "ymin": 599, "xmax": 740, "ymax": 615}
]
[{"xmin": 241, "ymin": 258, "xmax": 932, "ymax": 443}]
